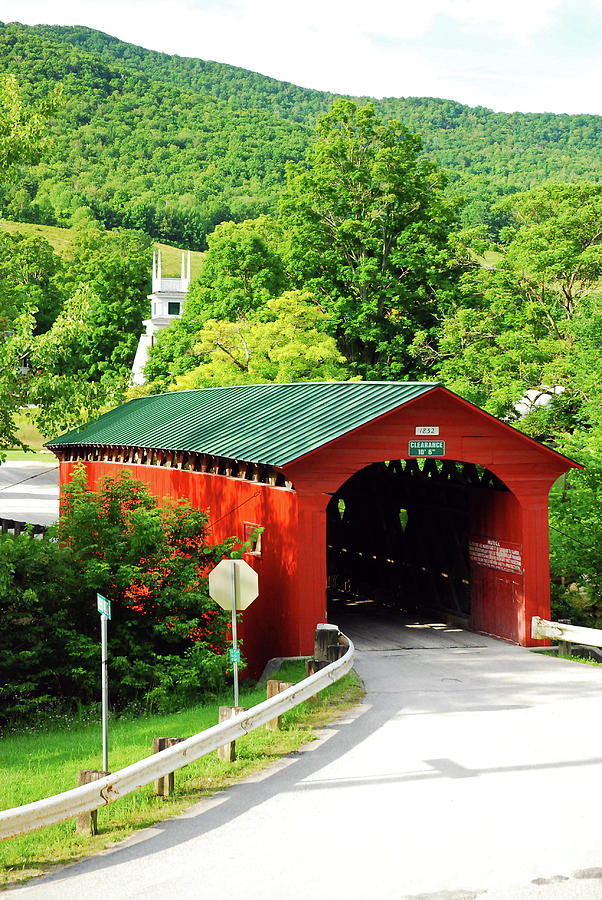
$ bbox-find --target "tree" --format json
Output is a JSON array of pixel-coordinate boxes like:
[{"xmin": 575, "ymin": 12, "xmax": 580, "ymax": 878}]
[
  {"xmin": 0, "ymin": 309, "xmax": 35, "ymax": 453},
  {"xmin": 0, "ymin": 74, "xmax": 61, "ymax": 183},
  {"xmin": 0, "ymin": 75, "xmax": 62, "ymax": 453},
  {"xmin": 0, "ymin": 224, "xmax": 151, "ymax": 449},
  {"xmin": 27, "ymin": 285, "xmax": 129, "ymax": 439},
  {"xmin": 417, "ymin": 183, "xmax": 602, "ymax": 626},
  {"xmin": 423, "ymin": 183, "xmax": 602, "ymax": 430},
  {"xmin": 9, "ymin": 225, "xmax": 154, "ymax": 442},
  {"xmin": 172, "ymin": 292, "xmax": 349, "ymax": 389},
  {"xmin": 186, "ymin": 216, "xmax": 287, "ymax": 322},
  {"xmin": 279, "ymin": 99, "xmax": 460, "ymax": 378},
  {"xmin": 144, "ymin": 216, "xmax": 288, "ymax": 390},
  {"xmin": 61, "ymin": 225, "xmax": 153, "ymax": 378},
  {"xmin": 549, "ymin": 429, "xmax": 602, "ymax": 623},
  {"xmin": 546, "ymin": 299, "xmax": 602, "ymax": 623},
  {"xmin": 0, "ymin": 229, "xmax": 64, "ymax": 334}
]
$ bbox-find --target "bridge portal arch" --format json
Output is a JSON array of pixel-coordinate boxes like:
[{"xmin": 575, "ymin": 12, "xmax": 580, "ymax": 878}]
[
  {"xmin": 284, "ymin": 387, "xmax": 577, "ymax": 649},
  {"xmin": 325, "ymin": 457, "xmax": 523, "ymax": 641}
]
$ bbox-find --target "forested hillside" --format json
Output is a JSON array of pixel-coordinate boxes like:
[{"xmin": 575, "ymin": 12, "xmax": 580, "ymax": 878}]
[
  {"xmin": 2, "ymin": 21, "xmax": 602, "ymax": 248},
  {"xmin": 0, "ymin": 23, "xmax": 310, "ymax": 248}
]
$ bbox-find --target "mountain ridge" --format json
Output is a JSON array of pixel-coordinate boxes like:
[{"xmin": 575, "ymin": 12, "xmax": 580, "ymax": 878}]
[{"xmin": 2, "ymin": 21, "xmax": 602, "ymax": 248}]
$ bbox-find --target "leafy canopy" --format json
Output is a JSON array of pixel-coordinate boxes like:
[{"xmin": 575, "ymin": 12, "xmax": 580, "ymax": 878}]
[
  {"xmin": 426, "ymin": 183, "xmax": 602, "ymax": 429},
  {"xmin": 0, "ymin": 73, "xmax": 61, "ymax": 182},
  {"xmin": 144, "ymin": 216, "xmax": 289, "ymax": 390},
  {"xmin": 280, "ymin": 99, "xmax": 460, "ymax": 378},
  {"xmin": 173, "ymin": 292, "xmax": 349, "ymax": 389}
]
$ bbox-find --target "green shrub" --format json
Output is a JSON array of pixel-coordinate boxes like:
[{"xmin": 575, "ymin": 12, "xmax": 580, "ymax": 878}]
[{"xmin": 0, "ymin": 465, "xmax": 240, "ymax": 728}]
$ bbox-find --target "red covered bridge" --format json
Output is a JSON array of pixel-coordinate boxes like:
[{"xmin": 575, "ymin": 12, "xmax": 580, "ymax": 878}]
[{"xmin": 47, "ymin": 381, "xmax": 578, "ymax": 674}]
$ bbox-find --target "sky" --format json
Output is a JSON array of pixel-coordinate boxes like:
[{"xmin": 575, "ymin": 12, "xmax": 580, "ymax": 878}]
[{"xmin": 3, "ymin": 0, "xmax": 602, "ymax": 115}]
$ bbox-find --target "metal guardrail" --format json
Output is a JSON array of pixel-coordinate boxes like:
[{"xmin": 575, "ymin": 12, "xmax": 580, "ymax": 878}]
[
  {"xmin": 0, "ymin": 634, "xmax": 354, "ymax": 841},
  {"xmin": 531, "ymin": 616, "xmax": 602, "ymax": 648}
]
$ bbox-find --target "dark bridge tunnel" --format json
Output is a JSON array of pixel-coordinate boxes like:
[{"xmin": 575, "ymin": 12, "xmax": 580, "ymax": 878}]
[{"xmin": 326, "ymin": 458, "xmax": 510, "ymax": 625}]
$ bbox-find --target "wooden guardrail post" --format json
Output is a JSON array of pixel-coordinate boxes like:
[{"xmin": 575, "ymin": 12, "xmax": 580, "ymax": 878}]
[
  {"xmin": 75, "ymin": 770, "xmax": 108, "ymax": 834},
  {"xmin": 314, "ymin": 623, "xmax": 340, "ymax": 660},
  {"xmin": 558, "ymin": 619, "xmax": 572, "ymax": 657},
  {"xmin": 305, "ymin": 659, "xmax": 329, "ymax": 676},
  {"xmin": 303, "ymin": 623, "xmax": 344, "ymax": 704},
  {"xmin": 152, "ymin": 737, "xmax": 185, "ymax": 797},
  {"xmin": 265, "ymin": 681, "xmax": 294, "ymax": 731},
  {"xmin": 305, "ymin": 658, "xmax": 329, "ymax": 704},
  {"xmin": 217, "ymin": 706, "xmax": 246, "ymax": 762}
]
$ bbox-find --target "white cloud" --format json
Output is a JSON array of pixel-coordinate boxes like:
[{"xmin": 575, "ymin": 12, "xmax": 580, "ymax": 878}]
[{"xmin": 439, "ymin": 0, "xmax": 564, "ymax": 39}]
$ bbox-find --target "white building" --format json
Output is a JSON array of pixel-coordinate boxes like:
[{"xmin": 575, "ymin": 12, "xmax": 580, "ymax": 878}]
[
  {"xmin": 131, "ymin": 249, "xmax": 191, "ymax": 385},
  {"xmin": 514, "ymin": 385, "xmax": 565, "ymax": 418}
]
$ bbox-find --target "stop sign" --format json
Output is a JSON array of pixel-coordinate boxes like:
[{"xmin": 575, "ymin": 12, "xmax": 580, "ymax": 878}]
[{"xmin": 209, "ymin": 559, "xmax": 259, "ymax": 611}]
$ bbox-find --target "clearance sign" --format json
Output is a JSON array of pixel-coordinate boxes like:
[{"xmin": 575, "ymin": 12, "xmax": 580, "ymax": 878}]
[{"xmin": 408, "ymin": 440, "xmax": 445, "ymax": 457}]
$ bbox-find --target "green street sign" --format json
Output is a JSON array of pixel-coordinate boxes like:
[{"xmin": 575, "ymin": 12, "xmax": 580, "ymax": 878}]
[
  {"xmin": 229, "ymin": 647, "xmax": 241, "ymax": 664},
  {"xmin": 408, "ymin": 440, "xmax": 445, "ymax": 457},
  {"xmin": 97, "ymin": 593, "xmax": 111, "ymax": 620}
]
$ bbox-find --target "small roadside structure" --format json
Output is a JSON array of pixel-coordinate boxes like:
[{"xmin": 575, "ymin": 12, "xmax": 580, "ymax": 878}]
[{"xmin": 46, "ymin": 381, "xmax": 579, "ymax": 674}]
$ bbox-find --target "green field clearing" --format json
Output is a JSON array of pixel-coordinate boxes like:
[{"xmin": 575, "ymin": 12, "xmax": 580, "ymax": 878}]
[
  {"xmin": 0, "ymin": 220, "xmax": 205, "ymax": 278},
  {"xmin": 2, "ymin": 410, "xmax": 53, "ymax": 459},
  {"xmin": 0, "ymin": 663, "xmax": 362, "ymax": 886},
  {"xmin": 8, "ymin": 411, "xmax": 48, "ymax": 451},
  {"xmin": 1, "ymin": 450, "xmax": 55, "ymax": 462},
  {"xmin": 1, "ymin": 221, "xmax": 74, "ymax": 255},
  {"xmin": 152, "ymin": 240, "xmax": 205, "ymax": 278}
]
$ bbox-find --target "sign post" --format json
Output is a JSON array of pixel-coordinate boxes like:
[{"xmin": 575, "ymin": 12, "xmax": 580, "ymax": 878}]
[
  {"xmin": 96, "ymin": 593, "xmax": 111, "ymax": 773},
  {"xmin": 209, "ymin": 559, "xmax": 259, "ymax": 706},
  {"xmin": 230, "ymin": 563, "xmax": 240, "ymax": 705}
]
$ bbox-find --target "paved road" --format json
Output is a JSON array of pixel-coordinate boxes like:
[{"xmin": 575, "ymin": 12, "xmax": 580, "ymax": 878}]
[
  {"xmin": 333, "ymin": 600, "xmax": 492, "ymax": 650},
  {"xmin": 0, "ymin": 460, "xmax": 59, "ymax": 526},
  {"xmin": 8, "ymin": 615, "xmax": 602, "ymax": 900}
]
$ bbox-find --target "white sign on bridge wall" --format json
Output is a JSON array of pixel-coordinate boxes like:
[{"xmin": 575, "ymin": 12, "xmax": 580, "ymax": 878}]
[{"xmin": 469, "ymin": 538, "xmax": 523, "ymax": 575}]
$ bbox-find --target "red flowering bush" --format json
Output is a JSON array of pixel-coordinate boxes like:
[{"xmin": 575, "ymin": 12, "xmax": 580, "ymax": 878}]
[
  {"xmin": 0, "ymin": 464, "xmax": 256, "ymax": 723},
  {"xmin": 56, "ymin": 464, "xmax": 238, "ymax": 708}
]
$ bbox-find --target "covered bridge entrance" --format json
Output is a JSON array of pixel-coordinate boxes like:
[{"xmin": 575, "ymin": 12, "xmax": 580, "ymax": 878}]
[
  {"xmin": 327, "ymin": 457, "xmax": 510, "ymax": 630},
  {"xmin": 48, "ymin": 382, "xmax": 578, "ymax": 675}
]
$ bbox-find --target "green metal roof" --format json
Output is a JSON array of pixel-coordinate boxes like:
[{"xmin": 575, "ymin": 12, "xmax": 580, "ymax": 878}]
[{"xmin": 46, "ymin": 381, "xmax": 440, "ymax": 467}]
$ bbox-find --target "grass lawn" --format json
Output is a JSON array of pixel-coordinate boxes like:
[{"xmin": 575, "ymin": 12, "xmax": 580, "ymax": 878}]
[
  {"xmin": 0, "ymin": 220, "xmax": 204, "ymax": 278},
  {"xmin": 537, "ymin": 649, "xmax": 602, "ymax": 667},
  {"xmin": 1, "ymin": 450, "xmax": 56, "ymax": 463},
  {"xmin": 154, "ymin": 240, "xmax": 204, "ymax": 279},
  {"xmin": 1, "ymin": 410, "xmax": 55, "ymax": 462},
  {"xmin": 0, "ymin": 662, "xmax": 362, "ymax": 887},
  {"xmin": 0, "ymin": 221, "xmax": 74, "ymax": 255},
  {"xmin": 8, "ymin": 411, "xmax": 47, "ymax": 452}
]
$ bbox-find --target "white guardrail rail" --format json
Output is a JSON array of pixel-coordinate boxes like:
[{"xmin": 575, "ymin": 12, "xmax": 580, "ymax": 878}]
[
  {"xmin": 0, "ymin": 635, "xmax": 354, "ymax": 841},
  {"xmin": 531, "ymin": 616, "xmax": 602, "ymax": 648}
]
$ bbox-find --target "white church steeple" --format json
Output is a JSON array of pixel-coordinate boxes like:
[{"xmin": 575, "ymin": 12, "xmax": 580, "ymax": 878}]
[{"xmin": 131, "ymin": 250, "xmax": 192, "ymax": 386}]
